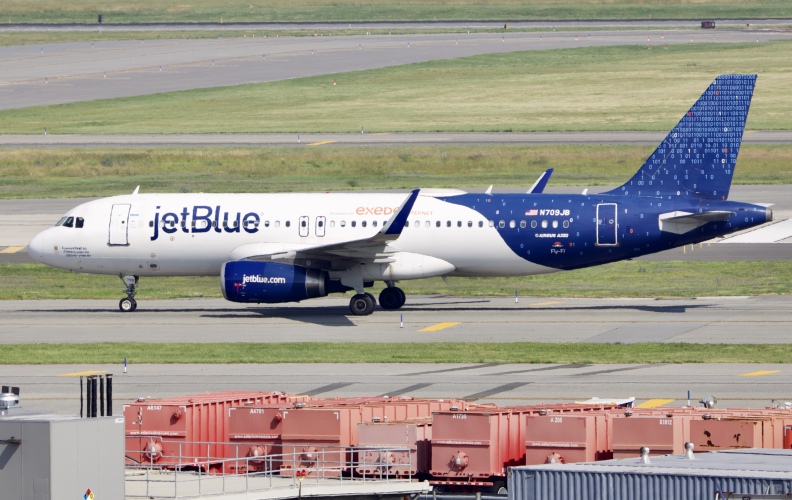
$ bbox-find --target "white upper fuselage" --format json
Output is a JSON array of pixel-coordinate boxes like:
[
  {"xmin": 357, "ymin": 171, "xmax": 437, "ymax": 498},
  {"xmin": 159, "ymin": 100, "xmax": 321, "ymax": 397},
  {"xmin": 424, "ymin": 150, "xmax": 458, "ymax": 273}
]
[{"xmin": 27, "ymin": 192, "xmax": 553, "ymax": 280}]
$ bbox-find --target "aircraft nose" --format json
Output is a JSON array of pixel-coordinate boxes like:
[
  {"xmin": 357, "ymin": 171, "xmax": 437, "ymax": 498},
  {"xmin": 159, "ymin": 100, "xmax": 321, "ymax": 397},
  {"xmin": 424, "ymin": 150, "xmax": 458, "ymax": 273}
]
[{"xmin": 27, "ymin": 231, "xmax": 47, "ymax": 262}]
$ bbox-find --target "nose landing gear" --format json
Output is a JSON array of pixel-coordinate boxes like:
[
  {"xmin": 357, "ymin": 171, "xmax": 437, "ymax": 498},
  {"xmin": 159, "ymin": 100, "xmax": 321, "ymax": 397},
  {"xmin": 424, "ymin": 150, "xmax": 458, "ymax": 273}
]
[{"xmin": 119, "ymin": 275, "xmax": 139, "ymax": 312}]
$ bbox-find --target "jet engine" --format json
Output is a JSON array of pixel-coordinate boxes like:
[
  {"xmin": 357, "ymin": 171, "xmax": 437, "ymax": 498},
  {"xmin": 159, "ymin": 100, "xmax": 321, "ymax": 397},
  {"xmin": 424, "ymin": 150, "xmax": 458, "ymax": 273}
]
[{"xmin": 221, "ymin": 261, "xmax": 329, "ymax": 304}]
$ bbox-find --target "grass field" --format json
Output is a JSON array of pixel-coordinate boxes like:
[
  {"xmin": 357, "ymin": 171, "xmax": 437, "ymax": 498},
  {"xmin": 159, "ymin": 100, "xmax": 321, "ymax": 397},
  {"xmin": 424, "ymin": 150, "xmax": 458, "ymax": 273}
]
[
  {"xmin": 1, "ymin": 144, "xmax": 790, "ymax": 199},
  {"xmin": 3, "ymin": 0, "xmax": 792, "ymax": 24},
  {"xmin": 3, "ymin": 261, "xmax": 790, "ymax": 300},
  {"xmin": 3, "ymin": 342, "xmax": 792, "ymax": 364},
  {"xmin": 2, "ymin": 42, "xmax": 791, "ymax": 134}
]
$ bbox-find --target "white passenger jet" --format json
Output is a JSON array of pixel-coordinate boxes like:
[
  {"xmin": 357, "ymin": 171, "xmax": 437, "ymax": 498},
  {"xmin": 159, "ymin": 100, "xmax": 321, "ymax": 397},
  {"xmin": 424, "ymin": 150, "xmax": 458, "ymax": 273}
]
[{"xmin": 28, "ymin": 75, "xmax": 771, "ymax": 315}]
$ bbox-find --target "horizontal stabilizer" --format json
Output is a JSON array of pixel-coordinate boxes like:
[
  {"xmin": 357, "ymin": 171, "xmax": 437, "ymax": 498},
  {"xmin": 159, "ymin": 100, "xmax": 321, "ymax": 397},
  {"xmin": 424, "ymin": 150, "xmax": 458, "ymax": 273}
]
[{"xmin": 658, "ymin": 210, "xmax": 733, "ymax": 234}]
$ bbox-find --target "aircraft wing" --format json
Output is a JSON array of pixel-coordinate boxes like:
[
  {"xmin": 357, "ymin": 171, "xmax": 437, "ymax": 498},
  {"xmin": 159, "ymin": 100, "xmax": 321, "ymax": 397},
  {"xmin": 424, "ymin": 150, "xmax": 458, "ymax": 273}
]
[
  {"xmin": 658, "ymin": 210, "xmax": 733, "ymax": 235},
  {"xmin": 228, "ymin": 190, "xmax": 420, "ymax": 268}
]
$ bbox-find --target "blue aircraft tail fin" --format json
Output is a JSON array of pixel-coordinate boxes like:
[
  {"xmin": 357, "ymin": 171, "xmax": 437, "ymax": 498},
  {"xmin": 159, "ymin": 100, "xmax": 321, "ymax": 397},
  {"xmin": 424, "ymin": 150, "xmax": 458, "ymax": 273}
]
[{"xmin": 605, "ymin": 74, "xmax": 756, "ymax": 200}]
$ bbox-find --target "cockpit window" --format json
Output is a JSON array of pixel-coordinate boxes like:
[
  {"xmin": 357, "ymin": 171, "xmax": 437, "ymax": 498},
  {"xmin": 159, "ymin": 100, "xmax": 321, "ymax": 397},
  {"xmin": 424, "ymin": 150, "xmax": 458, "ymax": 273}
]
[
  {"xmin": 55, "ymin": 217, "xmax": 67, "ymax": 227},
  {"xmin": 62, "ymin": 217, "xmax": 74, "ymax": 228},
  {"xmin": 75, "ymin": 217, "xmax": 84, "ymax": 228}
]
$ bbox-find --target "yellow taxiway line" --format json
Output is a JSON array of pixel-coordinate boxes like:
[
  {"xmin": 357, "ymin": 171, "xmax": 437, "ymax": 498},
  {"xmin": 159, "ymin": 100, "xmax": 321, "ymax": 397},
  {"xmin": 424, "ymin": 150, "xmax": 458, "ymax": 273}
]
[
  {"xmin": 59, "ymin": 370, "xmax": 109, "ymax": 377},
  {"xmin": 637, "ymin": 398, "xmax": 676, "ymax": 408},
  {"xmin": 741, "ymin": 370, "xmax": 781, "ymax": 377},
  {"xmin": 307, "ymin": 140, "xmax": 337, "ymax": 146},
  {"xmin": 0, "ymin": 246, "xmax": 25, "ymax": 253},
  {"xmin": 419, "ymin": 322, "xmax": 461, "ymax": 332}
]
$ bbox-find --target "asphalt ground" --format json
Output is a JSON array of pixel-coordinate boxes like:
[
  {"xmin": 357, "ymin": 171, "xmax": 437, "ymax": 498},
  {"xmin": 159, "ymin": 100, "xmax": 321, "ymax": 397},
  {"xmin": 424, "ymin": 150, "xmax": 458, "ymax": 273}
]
[
  {"xmin": 2, "ymin": 359, "xmax": 789, "ymax": 415},
  {"xmin": 3, "ymin": 20, "xmax": 791, "ymax": 31},
  {"xmin": 2, "ymin": 29, "xmax": 790, "ymax": 110},
  {"xmin": 2, "ymin": 131, "xmax": 792, "ymax": 148},
  {"xmin": 1, "ymin": 294, "xmax": 789, "ymax": 344}
]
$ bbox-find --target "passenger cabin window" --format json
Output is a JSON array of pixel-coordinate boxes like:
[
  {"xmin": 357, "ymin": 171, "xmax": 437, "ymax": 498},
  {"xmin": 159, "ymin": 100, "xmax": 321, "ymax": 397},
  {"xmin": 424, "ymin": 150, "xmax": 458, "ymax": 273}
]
[
  {"xmin": 362, "ymin": 221, "xmax": 367, "ymax": 228},
  {"xmin": 435, "ymin": 221, "xmax": 441, "ymax": 228},
  {"xmin": 478, "ymin": 221, "xmax": 484, "ymax": 228},
  {"xmin": 285, "ymin": 221, "xmax": 291, "ymax": 228}
]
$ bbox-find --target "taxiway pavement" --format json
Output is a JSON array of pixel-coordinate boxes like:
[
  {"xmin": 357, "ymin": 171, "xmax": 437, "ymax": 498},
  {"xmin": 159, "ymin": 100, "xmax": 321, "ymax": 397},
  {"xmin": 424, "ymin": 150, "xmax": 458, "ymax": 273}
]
[
  {"xmin": 2, "ymin": 29, "xmax": 789, "ymax": 110},
  {"xmin": 2, "ymin": 360, "xmax": 789, "ymax": 415},
  {"xmin": 0, "ymin": 295, "xmax": 788, "ymax": 344}
]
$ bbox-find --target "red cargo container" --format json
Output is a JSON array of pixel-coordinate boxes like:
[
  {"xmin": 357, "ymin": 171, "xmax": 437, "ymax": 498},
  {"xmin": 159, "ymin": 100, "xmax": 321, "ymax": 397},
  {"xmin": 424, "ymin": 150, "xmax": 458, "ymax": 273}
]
[
  {"xmin": 225, "ymin": 406, "xmax": 288, "ymax": 472},
  {"xmin": 690, "ymin": 417, "xmax": 774, "ymax": 451},
  {"xmin": 430, "ymin": 408, "xmax": 528, "ymax": 487},
  {"xmin": 611, "ymin": 413, "xmax": 694, "ymax": 458},
  {"xmin": 356, "ymin": 419, "xmax": 432, "ymax": 477},
  {"xmin": 524, "ymin": 413, "xmax": 610, "ymax": 464},
  {"xmin": 124, "ymin": 391, "xmax": 307, "ymax": 469},
  {"xmin": 430, "ymin": 404, "xmax": 623, "ymax": 487},
  {"xmin": 280, "ymin": 400, "xmax": 462, "ymax": 476}
]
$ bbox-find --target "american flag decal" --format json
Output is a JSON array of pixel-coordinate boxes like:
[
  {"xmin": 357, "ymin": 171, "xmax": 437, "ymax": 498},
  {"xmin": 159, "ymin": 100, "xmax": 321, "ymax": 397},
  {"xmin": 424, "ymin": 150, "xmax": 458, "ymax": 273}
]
[{"xmin": 525, "ymin": 209, "xmax": 538, "ymax": 216}]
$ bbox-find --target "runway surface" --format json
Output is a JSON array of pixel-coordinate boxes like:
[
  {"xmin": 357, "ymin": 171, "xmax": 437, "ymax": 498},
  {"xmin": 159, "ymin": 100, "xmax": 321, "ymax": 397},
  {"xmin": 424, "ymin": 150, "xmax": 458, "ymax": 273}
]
[
  {"xmin": 1, "ymin": 295, "xmax": 789, "ymax": 344},
  {"xmin": 2, "ymin": 130, "xmax": 792, "ymax": 148},
  {"xmin": 4, "ymin": 19, "xmax": 791, "ymax": 31},
  {"xmin": 2, "ymin": 360, "xmax": 790, "ymax": 415},
  {"xmin": 2, "ymin": 29, "xmax": 789, "ymax": 110}
]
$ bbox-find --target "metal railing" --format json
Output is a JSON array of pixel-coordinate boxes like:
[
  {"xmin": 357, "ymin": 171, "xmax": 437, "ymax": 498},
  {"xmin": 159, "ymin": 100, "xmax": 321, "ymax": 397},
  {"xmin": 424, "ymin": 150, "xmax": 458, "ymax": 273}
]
[{"xmin": 125, "ymin": 436, "xmax": 415, "ymax": 498}]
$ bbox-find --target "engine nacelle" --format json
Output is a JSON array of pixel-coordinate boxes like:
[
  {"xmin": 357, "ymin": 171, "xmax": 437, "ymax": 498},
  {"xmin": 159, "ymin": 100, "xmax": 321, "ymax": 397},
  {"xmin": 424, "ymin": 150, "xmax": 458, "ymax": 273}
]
[{"xmin": 221, "ymin": 261, "xmax": 329, "ymax": 304}]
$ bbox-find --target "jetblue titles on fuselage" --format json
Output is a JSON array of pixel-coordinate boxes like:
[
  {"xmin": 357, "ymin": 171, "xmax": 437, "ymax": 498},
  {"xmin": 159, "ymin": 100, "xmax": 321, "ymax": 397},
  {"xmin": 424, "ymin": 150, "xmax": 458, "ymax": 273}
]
[{"xmin": 150, "ymin": 205, "xmax": 260, "ymax": 241}]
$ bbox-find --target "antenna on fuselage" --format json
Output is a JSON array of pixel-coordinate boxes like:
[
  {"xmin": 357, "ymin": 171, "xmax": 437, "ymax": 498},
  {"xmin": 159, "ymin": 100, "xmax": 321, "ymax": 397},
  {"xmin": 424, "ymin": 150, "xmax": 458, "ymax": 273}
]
[
  {"xmin": 485, "ymin": 185, "xmax": 493, "ymax": 195},
  {"xmin": 132, "ymin": 186, "xmax": 140, "ymax": 195},
  {"xmin": 582, "ymin": 188, "xmax": 588, "ymax": 195}
]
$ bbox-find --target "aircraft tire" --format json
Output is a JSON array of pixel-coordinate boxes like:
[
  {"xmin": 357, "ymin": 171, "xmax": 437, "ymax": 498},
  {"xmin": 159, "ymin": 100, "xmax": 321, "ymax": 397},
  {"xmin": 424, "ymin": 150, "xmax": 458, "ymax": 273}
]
[
  {"xmin": 379, "ymin": 287, "xmax": 406, "ymax": 310},
  {"xmin": 349, "ymin": 293, "xmax": 376, "ymax": 315},
  {"xmin": 119, "ymin": 297, "xmax": 137, "ymax": 312}
]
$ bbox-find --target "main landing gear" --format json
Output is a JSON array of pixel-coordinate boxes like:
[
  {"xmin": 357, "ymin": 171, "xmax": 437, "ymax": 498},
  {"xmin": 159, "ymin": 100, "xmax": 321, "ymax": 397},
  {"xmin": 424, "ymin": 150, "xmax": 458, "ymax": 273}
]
[
  {"xmin": 119, "ymin": 275, "xmax": 139, "ymax": 312},
  {"xmin": 348, "ymin": 284, "xmax": 406, "ymax": 316}
]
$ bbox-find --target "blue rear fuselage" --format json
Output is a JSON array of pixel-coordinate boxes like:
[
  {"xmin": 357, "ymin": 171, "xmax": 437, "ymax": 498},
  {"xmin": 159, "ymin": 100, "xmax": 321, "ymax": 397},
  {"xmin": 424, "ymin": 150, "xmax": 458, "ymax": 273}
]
[{"xmin": 441, "ymin": 192, "xmax": 770, "ymax": 270}]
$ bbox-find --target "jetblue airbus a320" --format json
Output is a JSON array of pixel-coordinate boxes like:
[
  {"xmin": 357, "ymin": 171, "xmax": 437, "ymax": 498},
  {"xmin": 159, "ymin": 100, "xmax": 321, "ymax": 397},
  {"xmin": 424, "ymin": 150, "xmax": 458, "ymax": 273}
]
[{"xmin": 28, "ymin": 74, "xmax": 772, "ymax": 315}]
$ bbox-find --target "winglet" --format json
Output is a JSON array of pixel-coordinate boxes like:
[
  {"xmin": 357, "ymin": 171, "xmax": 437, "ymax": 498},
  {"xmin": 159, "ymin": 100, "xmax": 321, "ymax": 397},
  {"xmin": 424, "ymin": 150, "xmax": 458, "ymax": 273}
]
[
  {"xmin": 383, "ymin": 189, "xmax": 420, "ymax": 235},
  {"xmin": 527, "ymin": 168, "xmax": 554, "ymax": 194}
]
